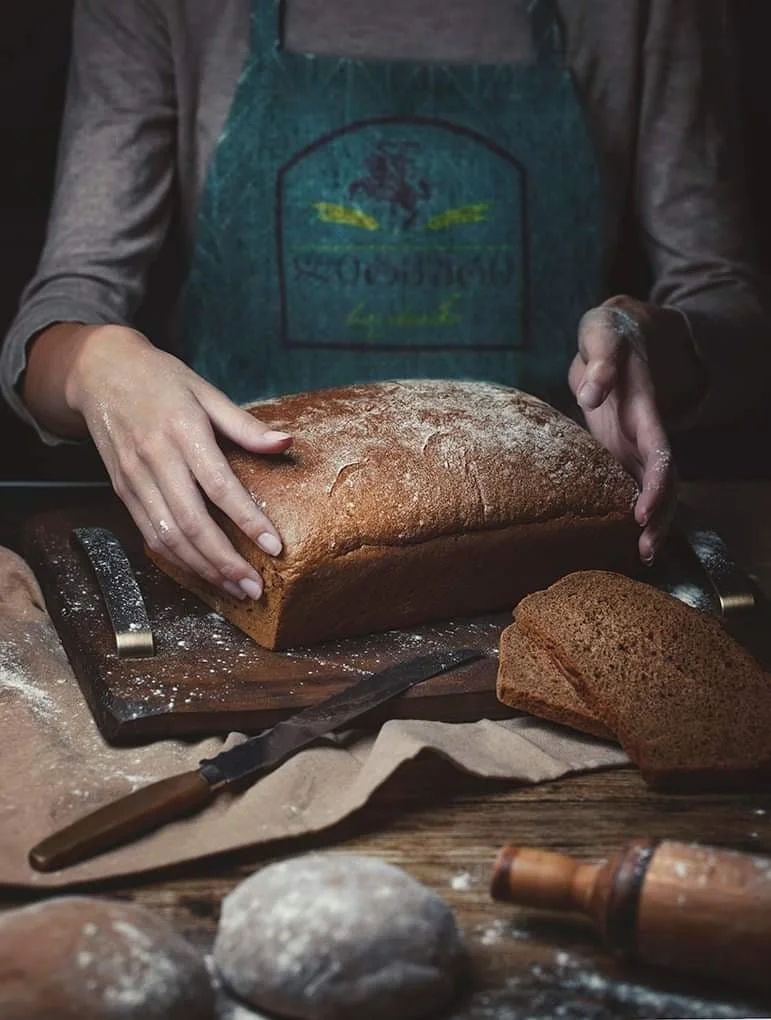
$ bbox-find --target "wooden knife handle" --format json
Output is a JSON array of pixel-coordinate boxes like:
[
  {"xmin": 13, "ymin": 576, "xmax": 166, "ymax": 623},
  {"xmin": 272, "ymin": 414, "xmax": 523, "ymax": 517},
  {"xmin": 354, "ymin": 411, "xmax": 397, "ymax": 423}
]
[{"xmin": 28, "ymin": 770, "xmax": 217, "ymax": 873}]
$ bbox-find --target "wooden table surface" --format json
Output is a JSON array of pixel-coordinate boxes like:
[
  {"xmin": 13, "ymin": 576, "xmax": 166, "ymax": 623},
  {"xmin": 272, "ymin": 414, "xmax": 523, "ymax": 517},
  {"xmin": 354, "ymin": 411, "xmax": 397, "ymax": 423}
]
[{"xmin": 3, "ymin": 481, "xmax": 771, "ymax": 1019}]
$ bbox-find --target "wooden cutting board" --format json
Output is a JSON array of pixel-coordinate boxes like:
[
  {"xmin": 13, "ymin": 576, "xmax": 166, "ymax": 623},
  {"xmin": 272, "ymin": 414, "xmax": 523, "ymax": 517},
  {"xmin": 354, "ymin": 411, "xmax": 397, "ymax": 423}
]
[{"xmin": 24, "ymin": 503, "xmax": 513, "ymax": 744}]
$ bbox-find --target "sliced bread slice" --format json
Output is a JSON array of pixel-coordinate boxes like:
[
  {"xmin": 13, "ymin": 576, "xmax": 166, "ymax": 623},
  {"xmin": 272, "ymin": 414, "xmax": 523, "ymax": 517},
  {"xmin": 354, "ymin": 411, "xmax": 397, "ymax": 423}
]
[
  {"xmin": 497, "ymin": 622, "xmax": 614, "ymax": 740},
  {"xmin": 514, "ymin": 571, "xmax": 771, "ymax": 790}
]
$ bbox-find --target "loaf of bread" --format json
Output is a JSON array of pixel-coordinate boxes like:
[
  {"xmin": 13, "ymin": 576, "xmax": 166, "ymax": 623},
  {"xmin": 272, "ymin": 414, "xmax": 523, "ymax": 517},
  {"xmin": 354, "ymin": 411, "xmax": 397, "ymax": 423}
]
[
  {"xmin": 497, "ymin": 570, "xmax": 771, "ymax": 790},
  {"xmin": 149, "ymin": 381, "xmax": 638, "ymax": 649}
]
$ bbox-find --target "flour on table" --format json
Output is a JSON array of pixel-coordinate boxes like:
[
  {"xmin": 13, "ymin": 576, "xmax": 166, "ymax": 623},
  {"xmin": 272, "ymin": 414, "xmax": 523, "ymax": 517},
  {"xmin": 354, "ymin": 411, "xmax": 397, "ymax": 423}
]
[
  {"xmin": 0, "ymin": 659, "xmax": 59, "ymax": 720},
  {"xmin": 526, "ymin": 949, "xmax": 758, "ymax": 1019},
  {"xmin": 450, "ymin": 870, "xmax": 475, "ymax": 891}
]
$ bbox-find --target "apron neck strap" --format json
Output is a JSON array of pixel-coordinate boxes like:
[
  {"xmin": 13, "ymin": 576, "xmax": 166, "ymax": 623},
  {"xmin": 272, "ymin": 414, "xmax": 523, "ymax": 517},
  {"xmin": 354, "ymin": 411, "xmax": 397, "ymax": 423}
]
[
  {"xmin": 251, "ymin": 0, "xmax": 283, "ymax": 54},
  {"xmin": 526, "ymin": 0, "xmax": 565, "ymax": 65},
  {"xmin": 254, "ymin": 0, "xmax": 565, "ymax": 64}
]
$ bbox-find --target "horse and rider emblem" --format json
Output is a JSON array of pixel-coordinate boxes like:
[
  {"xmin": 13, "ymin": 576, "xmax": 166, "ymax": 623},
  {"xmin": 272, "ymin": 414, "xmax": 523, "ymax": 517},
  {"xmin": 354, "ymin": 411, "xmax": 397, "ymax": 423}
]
[
  {"xmin": 348, "ymin": 141, "xmax": 431, "ymax": 230},
  {"xmin": 278, "ymin": 120, "xmax": 525, "ymax": 350},
  {"xmin": 315, "ymin": 140, "xmax": 490, "ymax": 233}
]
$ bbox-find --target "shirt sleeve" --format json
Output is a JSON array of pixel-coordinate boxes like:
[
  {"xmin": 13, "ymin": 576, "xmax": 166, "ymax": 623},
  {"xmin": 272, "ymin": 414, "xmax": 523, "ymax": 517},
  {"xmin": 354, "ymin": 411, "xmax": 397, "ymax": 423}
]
[
  {"xmin": 0, "ymin": 0, "xmax": 176, "ymax": 443},
  {"xmin": 635, "ymin": 0, "xmax": 771, "ymax": 426}
]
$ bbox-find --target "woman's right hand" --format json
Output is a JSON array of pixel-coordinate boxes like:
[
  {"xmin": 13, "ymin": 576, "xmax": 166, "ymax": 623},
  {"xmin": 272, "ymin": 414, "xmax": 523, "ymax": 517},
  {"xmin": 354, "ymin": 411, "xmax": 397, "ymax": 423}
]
[{"xmin": 27, "ymin": 324, "xmax": 291, "ymax": 600}]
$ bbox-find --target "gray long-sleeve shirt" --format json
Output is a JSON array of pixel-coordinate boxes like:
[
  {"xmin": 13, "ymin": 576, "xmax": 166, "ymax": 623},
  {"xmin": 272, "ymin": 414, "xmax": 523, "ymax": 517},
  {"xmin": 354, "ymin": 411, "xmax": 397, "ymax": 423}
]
[{"xmin": 2, "ymin": 0, "xmax": 770, "ymax": 441}]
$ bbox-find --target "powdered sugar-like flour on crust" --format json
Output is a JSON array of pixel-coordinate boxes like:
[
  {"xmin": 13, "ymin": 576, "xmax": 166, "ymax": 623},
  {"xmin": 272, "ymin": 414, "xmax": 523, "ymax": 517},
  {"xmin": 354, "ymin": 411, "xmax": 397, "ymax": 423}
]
[
  {"xmin": 240, "ymin": 380, "xmax": 637, "ymax": 558},
  {"xmin": 254, "ymin": 380, "xmax": 619, "ymax": 493}
]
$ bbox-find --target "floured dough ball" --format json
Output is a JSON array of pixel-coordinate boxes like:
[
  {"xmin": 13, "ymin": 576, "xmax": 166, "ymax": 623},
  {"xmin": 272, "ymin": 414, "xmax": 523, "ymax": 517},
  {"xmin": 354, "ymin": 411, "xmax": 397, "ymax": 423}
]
[
  {"xmin": 0, "ymin": 896, "xmax": 215, "ymax": 1020},
  {"xmin": 213, "ymin": 852, "xmax": 467, "ymax": 1020}
]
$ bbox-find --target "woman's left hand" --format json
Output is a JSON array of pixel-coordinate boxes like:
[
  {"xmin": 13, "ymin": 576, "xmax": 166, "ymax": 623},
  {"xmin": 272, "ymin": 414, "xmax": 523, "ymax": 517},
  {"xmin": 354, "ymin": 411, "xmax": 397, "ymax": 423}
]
[{"xmin": 568, "ymin": 295, "xmax": 691, "ymax": 565}]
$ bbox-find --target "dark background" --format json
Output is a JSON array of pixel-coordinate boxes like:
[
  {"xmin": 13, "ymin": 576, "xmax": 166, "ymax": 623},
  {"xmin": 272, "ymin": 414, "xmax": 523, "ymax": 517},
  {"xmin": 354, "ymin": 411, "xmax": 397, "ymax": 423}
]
[{"xmin": 0, "ymin": 1, "xmax": 769, "ymax": 486}]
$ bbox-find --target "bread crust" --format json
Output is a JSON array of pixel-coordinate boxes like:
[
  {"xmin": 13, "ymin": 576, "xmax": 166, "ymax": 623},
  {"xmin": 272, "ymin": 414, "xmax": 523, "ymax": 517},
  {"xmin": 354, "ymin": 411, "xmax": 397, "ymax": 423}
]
[{"xmin": 149, "ymin": 381, "xmax": 638, "ymax": 649}]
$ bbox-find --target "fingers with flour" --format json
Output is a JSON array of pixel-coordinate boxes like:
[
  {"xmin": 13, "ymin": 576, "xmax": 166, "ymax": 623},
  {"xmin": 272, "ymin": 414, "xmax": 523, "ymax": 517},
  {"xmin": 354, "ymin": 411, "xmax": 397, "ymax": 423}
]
[
  {"xmin": 62, "ymin": 326, "xmax": 291, "ymax": 596},
  {"xmin": 571, "ymin": 298, "xmax": 677, "ymax": 563},
  {"xmin": 635, "ymin": 426, "xmax": 678, "ymax": 565},
  {"xmin": 118, "ymin": 482, "xmax": 248, "ymax": 600},
  {"xmin": 185, "ymin": 381, "xmax": 292, "ymax": 559}
]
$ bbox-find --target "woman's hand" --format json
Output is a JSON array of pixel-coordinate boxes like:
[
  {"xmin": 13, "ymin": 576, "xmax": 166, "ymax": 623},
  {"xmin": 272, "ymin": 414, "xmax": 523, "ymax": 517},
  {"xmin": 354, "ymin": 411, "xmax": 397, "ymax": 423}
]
[
  {"xmin": 568, "ymin": 296, "xmax": 695, "ymax": 564},
  {"xmin": 41, "ymin": 325, "xmax": 291, "ymax": 599}
]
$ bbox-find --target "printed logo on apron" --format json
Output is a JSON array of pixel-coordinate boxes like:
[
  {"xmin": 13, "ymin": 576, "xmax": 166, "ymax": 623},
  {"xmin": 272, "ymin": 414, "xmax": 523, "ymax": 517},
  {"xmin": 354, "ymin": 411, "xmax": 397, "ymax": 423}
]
[
  {"xmin": 181, "ymin": 0, "xmax": 604, "ymax": 408},
  {"xmin": 279, "ymin": 118, "xmax": 528, "ymax": 352}
]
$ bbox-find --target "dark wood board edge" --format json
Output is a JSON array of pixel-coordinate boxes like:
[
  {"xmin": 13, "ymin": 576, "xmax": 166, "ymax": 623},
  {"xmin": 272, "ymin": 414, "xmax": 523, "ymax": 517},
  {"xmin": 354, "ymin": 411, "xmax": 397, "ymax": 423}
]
[
  {"xmin": 99, "ymin": 662, "xmax": 512, "ymax": 744},
  {"xmin": 25, "ymin": 534, "xmax": 124, "ymax": 743},
  {"xmin": 22, "ymin": 512, "xmax": 510, "ymax": 744}
]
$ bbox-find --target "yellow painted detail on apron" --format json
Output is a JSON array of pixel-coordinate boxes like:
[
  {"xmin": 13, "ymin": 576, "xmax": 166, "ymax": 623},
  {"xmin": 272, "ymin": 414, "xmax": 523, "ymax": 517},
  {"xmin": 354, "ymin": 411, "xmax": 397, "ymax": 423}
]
[
  {"xmin": 425, "ymin": 203, "xmax": 492, "ymax": 231},
  {"xmin": 313, "ymin": 203, "xmax": 380, "ymax": 231}
]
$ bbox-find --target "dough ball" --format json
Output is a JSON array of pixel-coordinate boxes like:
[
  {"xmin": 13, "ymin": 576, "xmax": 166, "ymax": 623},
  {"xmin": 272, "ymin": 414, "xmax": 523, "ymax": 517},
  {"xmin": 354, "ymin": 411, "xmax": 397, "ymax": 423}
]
[
  {"xmin": 213, "ymin": 852, "xmax": 467, "ymax": 1020},
  {"xmin": 0, "ymin": 896, "xmax": 215, "ymax": 1020}
]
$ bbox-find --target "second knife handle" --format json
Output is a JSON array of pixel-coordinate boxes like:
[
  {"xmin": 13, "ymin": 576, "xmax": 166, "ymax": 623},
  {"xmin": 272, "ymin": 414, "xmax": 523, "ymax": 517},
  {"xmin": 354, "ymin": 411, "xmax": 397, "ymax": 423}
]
[{"xmin": 28, "ymin": 770, "xmax": 217, "ymax": 873}]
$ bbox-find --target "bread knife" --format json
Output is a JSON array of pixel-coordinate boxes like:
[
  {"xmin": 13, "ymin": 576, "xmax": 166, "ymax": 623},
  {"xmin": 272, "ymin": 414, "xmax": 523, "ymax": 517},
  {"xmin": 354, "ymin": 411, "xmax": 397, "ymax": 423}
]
[
  {"xmin": 72, "ymin": 526, "xmax": 155, "ymax": 657},
  {"xmin": 28, "ymin": 646, "xmax": 483, "ymax": 872}
]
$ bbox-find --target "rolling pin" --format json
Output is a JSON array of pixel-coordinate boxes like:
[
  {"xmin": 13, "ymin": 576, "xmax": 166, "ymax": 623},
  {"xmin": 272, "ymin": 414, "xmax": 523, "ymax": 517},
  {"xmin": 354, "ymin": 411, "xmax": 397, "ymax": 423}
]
[{"xmin": 491, "ymin": 838, "xmax": 771, "ymax": 992}]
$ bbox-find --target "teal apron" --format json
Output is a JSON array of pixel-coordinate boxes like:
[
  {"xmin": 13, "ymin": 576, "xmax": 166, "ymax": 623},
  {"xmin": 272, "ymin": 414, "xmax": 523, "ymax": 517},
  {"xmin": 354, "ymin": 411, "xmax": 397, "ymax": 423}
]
[{"xmin": 181, "ymin": 0, "xmax": 603, "ymax": 409}]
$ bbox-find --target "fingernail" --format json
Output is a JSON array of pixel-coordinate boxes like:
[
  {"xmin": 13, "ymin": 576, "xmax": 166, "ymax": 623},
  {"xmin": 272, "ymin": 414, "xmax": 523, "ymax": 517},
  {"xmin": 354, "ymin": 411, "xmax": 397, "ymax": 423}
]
[
  {"xmin": 642, "ymin": 553, "xmax": 655, "ymax": 568},
  {"xmin": 223, "ymin": 580, "xmax": 247, "ymax": 600},
  {"xmin": 239, "ymin": 577, "xmax": 264, "ymax": 600},
  {"xmin": 577, "ymin": 382, "xmax": 603, "ymax": 409},
  {"xmin": 262, "ymin": 430, "xmax": 291, "ymax": 442},
  {"xmin": 257, "ymin": 532, "xmax": 282, "ymax": 556}
]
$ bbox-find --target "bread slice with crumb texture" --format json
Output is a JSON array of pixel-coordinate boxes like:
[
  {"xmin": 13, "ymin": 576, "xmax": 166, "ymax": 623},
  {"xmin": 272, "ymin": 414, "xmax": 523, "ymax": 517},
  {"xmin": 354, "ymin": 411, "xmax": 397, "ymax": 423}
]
[
  {"xmin": 497, "ymin": 624, "xmax": 613, "ymax": 740},
  {"xmin": 512, "ymin": 571, "xmax": 771, "ymax": 790}
]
